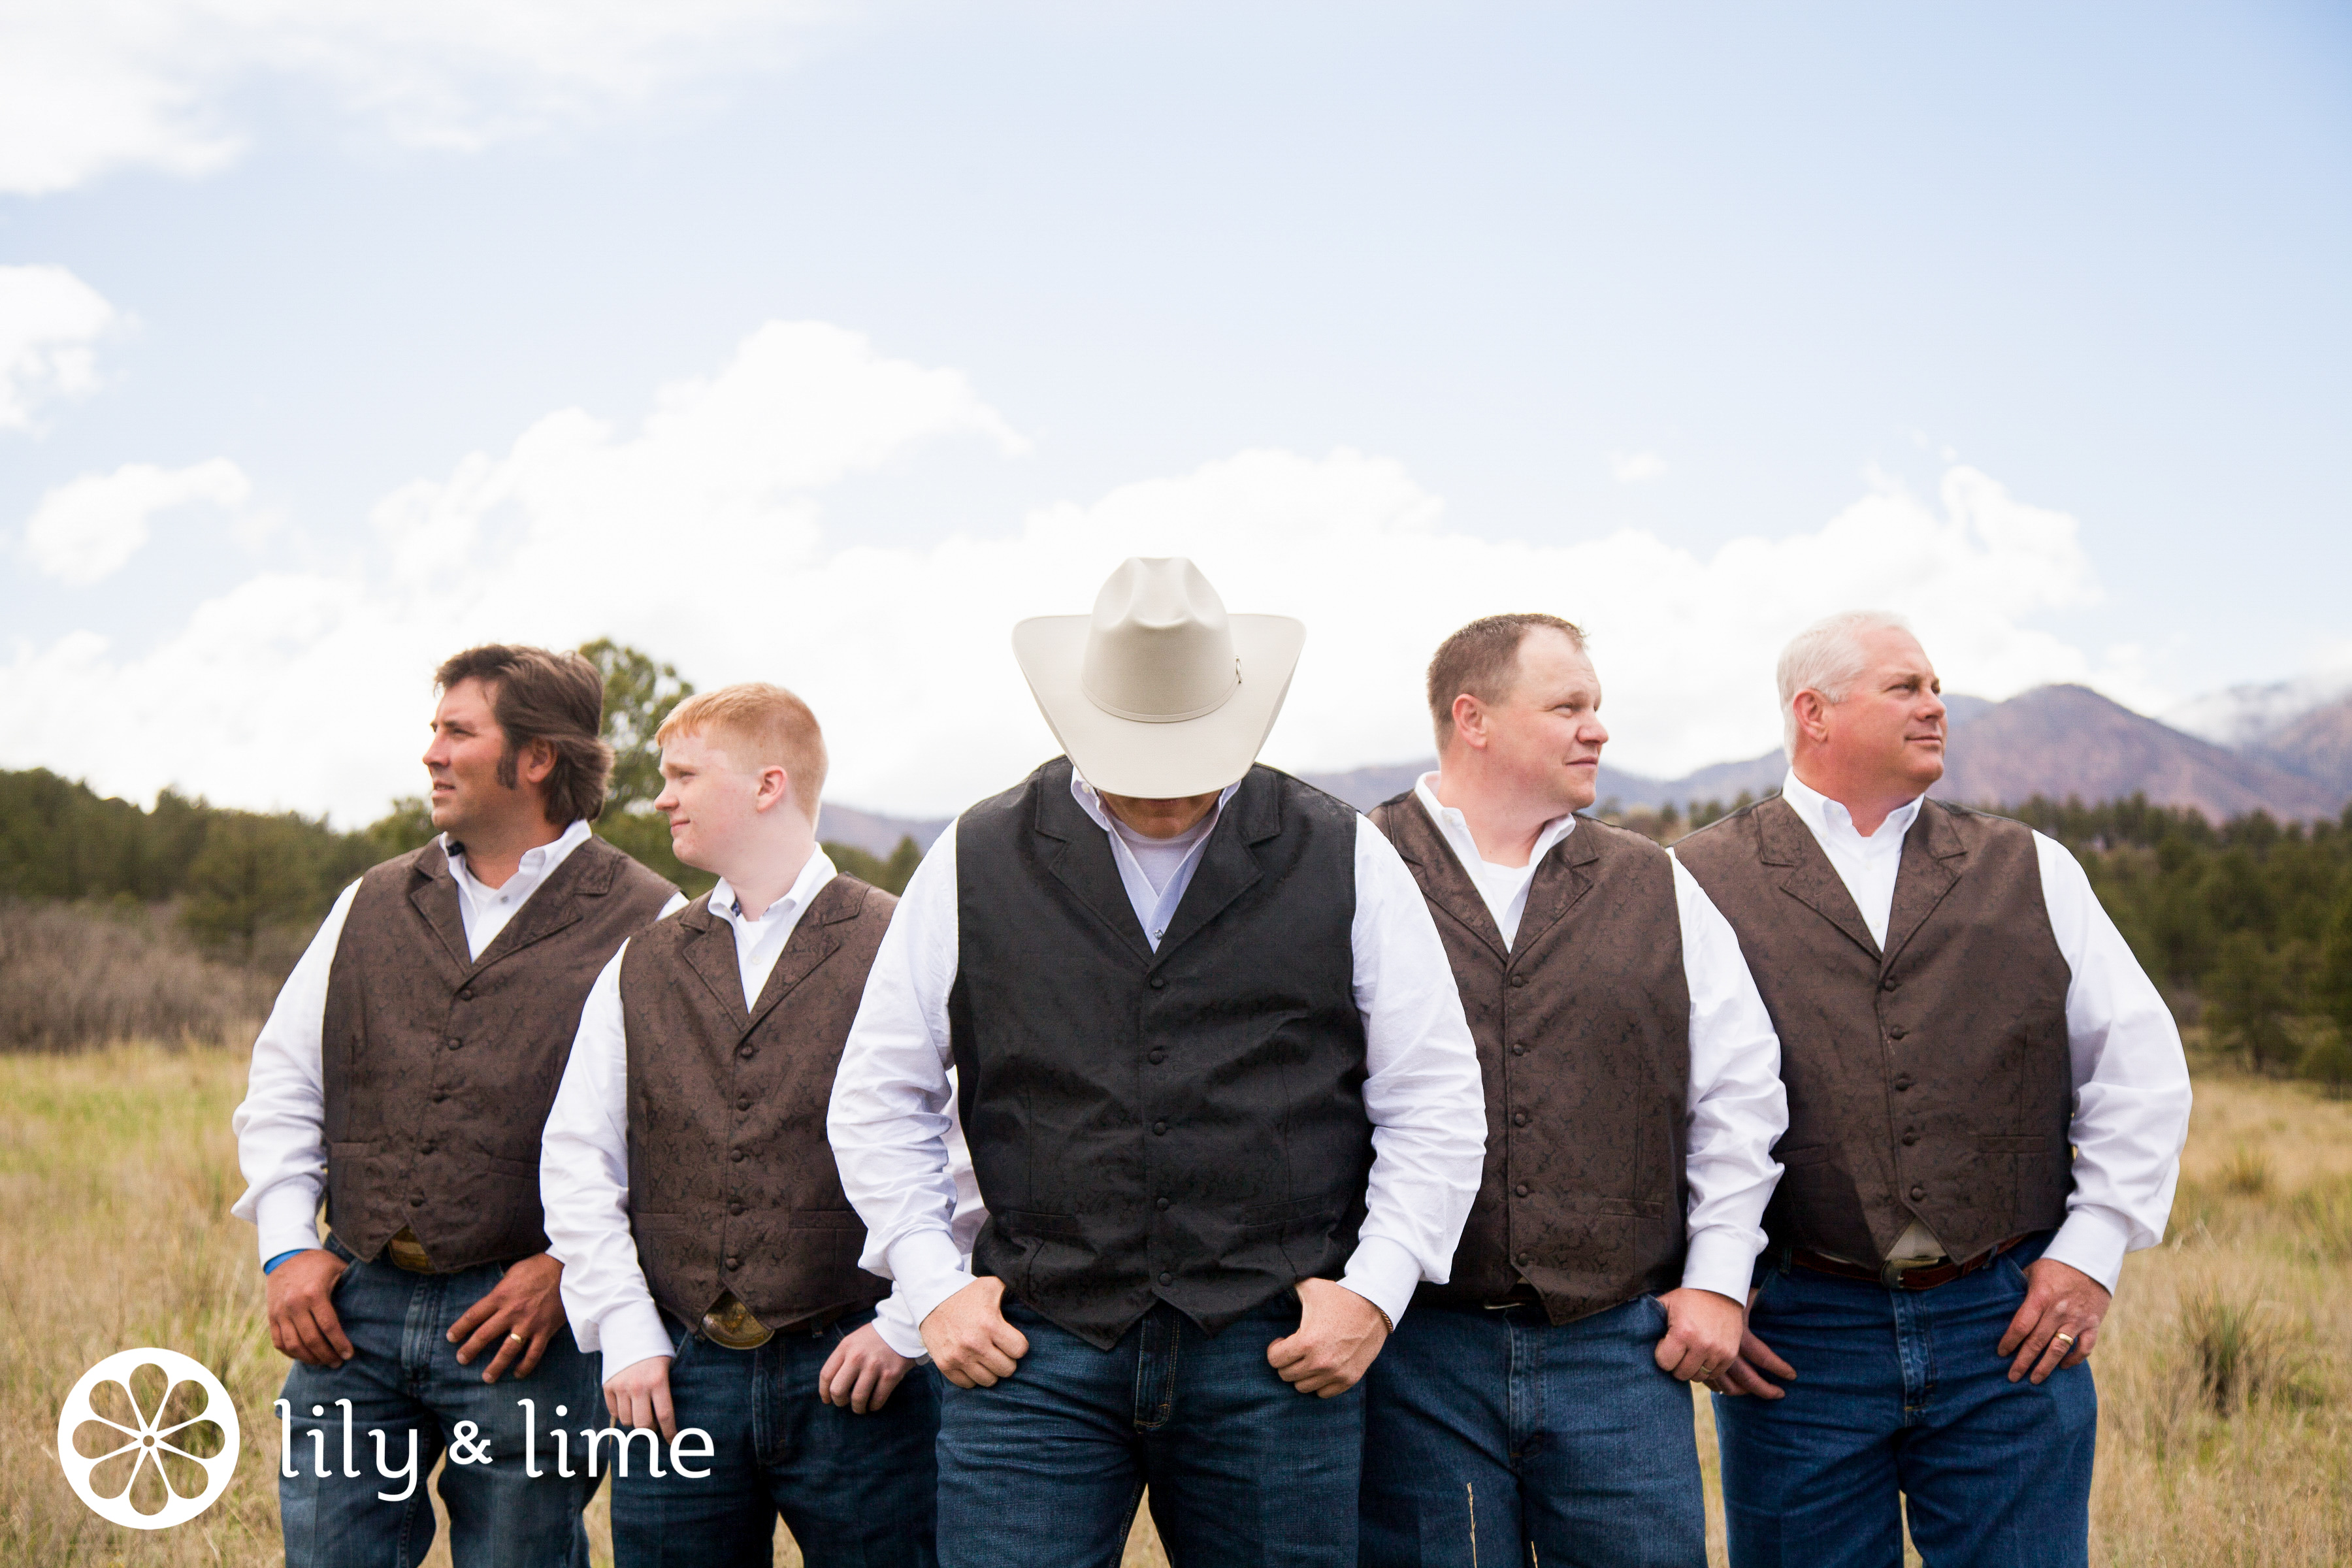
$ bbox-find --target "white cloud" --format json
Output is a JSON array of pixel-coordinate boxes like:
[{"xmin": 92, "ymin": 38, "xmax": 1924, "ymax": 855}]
[
  {"xmin": 1609, "ymin": 449, "xmax": 1667, "ymax": 484},
  {"xmin": 0, "ymin": 320, "xmax": 2131, "ymax": 823},
  {"xmin": 21, "ymin": 458, "xmax": 251, "ymax": 584},
  {"xmin": 0, "ymin": 0, "xmax": 834, "ymax": 194},
  {"xmin": 0, "ymin": 265, "xmax": 120, "ymax": 429}
]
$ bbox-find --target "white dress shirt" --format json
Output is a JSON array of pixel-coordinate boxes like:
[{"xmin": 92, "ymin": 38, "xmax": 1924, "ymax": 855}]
[
  {"xmin": 1768, "ymin": 770, "xmax": 2192, "ymax": 1291},
  {"xmin": 542, "ymin": 847, "xmax": 949, "ymax": 1370},
  {"xmin": 826, "ymin": 772, "xmax": 1489, "ymax": 1333},
  {"xmin": 229, "ymin": 820, "xmax": 665, "ymax": 1265},
  {"xmin": 1412, "ymin": 776, "xmax": 1787, "ymax": 1301}
]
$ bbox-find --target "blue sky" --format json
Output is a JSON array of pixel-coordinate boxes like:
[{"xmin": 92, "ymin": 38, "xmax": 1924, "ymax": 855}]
[{"xmin": 2, "ymin": 2, "xmax": 2347, "ymax": 820}]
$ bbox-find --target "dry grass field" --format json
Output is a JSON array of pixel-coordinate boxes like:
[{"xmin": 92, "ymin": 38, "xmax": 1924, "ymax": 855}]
[{"xmin": 2, "ymin": 1043, "xmax": 2344, "ymax": 1566}]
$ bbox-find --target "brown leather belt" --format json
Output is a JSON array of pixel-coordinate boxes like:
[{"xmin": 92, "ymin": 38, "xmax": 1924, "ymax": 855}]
[{"xmin": 1791, "ymin": 1233, "xmax": 2027, "ymax": 1291}]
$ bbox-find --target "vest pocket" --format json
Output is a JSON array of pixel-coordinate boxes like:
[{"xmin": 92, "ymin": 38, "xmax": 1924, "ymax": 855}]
[
  {"xmin": 1773, "ymin": 1144, "xmax": 1833, "ymax": 1168},
  {"xmin": 994, "ymin": 1209, "xmax": 1085, "ymax": 1241},
  {"xmin": 1977, "ymin": 1135, "xmax": 2049, "ymax": 1154},
  {"xmin": 1241, "ymin": 1190, "xmax": 1346, "ymax": 1232},
  {"xmin": 787, "ymin": 1209, "xmax": 866, "ymax": 1232},
  {"xmin": 481, "ymin": 1154, "xmax": 539, "ymax": 1181}
]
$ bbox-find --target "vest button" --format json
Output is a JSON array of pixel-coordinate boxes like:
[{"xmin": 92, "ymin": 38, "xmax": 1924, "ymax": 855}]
[
  {"xmin": 1509, "ymin": 974, "xmax": 1528, "ymax": 988},
  {"xmin": 725, "ymin": 1256, "xmax": 741, "ymax": 1271},
  {"xmin": 431, "ymin": 1090, "xmax": 449, "ymax": 1103},
  {"xmin": 737, "ymin": 1097, "xmax": 753, "ymax": 1111},
  {"xmin": 1511, "ymin": 1111, "xmax": 1529, "ymax": 1128},
  {"xmin": 730, "ymin": 1149, "xmax": 746, "ymax": 1162},
  {"xmin": 1893, "ymin": 1075, "xmax": 1914, "ymax": 1092},
  {"xmin": 1156, "ymin": 1197, "xmax": 1171, "ymax": 1211},
  {"xmin": 1149, "ymin": 976, "xmax": 1167, "ymax": 990},
  {"xmin": 1509, "ymin": 1043, "xmax": 1527, "ymax": 1056},
  {"xmin": 729, "ymin": 1201, "xmax": 746, "ymax": 1216},
  {"xmin": 419, "ymin": 1141, "xmax": 435, "ymax": 1155},
  {"xmin": 1514, "ymin": 1183, "xmax": 1529, "ymax": 1198},
  {"xmin": 1909, "ymin": 1185, "xmax": 1926, "ymax": 1201},
  {"xmin": 738, "ymin": 1045, "xmax": 757, "ymax": 1060},
  {"xmin": 1152, "ymin": 1120, "xmax": 1168, "ymax": 1135},
  {"xmin": 1882, "ymin": 977, "xmax": 1900, "ymax": 992},
  {"xmin": 459, "ymin": 987, "xmax": 475, "ymax": 1002},
  {"xmin": 1901, "ymin": 1130, "xmax": 1919, "ymax": 1146},
  {"xmin": 1889, "ymin": 1024, "xmax": 1908, "ymax": 1040},
  {"xmin": 446, "ymin": 1036, "xmax": 463, "ymax": 1051},
  {"xmin": 409, "ymin": 1196, "xmax": 425, "ymax": 1209},
  {"xmin": 1515, "ymin": 1253, "xmax": 1531, "ymax": 1267},
  {"xmin": 1158, "ymin": 1271, "xmax": 1173, "ymax": 1286},
  {"xmin": 1148, "ymin": 1051, "xmax": 1167, "ymax": 1065}
]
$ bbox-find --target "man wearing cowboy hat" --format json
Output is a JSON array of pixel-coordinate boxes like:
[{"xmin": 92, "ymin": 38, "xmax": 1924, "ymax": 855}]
[{"xmin": 829, "ymin": 557, "xmax": 1487, "ymax": 1567}]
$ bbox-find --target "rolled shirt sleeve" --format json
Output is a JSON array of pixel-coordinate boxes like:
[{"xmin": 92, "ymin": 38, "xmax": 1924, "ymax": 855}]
[
  {"xmin": 1341, "ymin": 817, "xmax": 1490, "ymax": 1327},
  {"xmin": 2032, "ymin": 832, "xmax": 2193, "ymax": 1292},
  {"xmin": 1669, "ymin": 858, "xmax": 1788, "ymax": 1301}
]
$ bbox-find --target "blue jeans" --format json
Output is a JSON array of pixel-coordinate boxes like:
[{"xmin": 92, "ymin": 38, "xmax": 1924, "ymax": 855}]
[
  {"xmin": 936, "ymin": 1297, "xmax": 1365, "ymax": 1568},
  {"xmin": 1713, "ymin": 1232, "xmax": 2097, "ymax": 1568},
  {"xmin": 278, "ymin": 1239, "xmax": 602, "ymax": 1568},
  {"xmin": 608, "ymin": 1307, "xmax": 939, "ymax": 1568},
  {"xmin": 1359, "ymin": 1294, "xmax": 1705, "ymax": 1568}
]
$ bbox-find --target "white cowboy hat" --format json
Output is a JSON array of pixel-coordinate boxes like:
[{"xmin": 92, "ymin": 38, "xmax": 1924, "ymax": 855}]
[{"xmin": 1012, "ymin": 557, "xmax": 1306, "ymax": 798}]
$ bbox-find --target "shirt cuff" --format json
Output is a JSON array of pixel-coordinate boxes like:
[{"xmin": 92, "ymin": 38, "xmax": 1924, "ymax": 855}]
[
  {"xmin": 593, "ymin": 1299, "xmax": 678, "ymax": 1379},
  {"xmin": 872, "ymin": 1298, "xmax": 928, "ymax": 1360},
  {"xmin": 1680, "ymin": 1226, "xmax": 1761, "ymax": 1303},
  {"xmin": 253, "ymin": 1182, "xmax": 325, "ymax": 1264},
  {"xmin": 886, "ymin": 1229, "xmax": 975, "ymax": 1327},
  {"xmin": 2044, "ymin": 1207, "xmax": 2131, "ymax": 1294},
  {"xmin": 1337, "ymin": 1236, "xmax": 1422, "ymax": 1329}
]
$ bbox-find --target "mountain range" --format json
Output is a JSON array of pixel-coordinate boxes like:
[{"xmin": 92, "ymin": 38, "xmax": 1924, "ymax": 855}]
[{"xmin": 817, "ymin": 682, "xmax": 2352, "ymax": 855}]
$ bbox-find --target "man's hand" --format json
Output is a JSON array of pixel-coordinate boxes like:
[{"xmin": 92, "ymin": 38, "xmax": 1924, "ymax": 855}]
[
  {"xmin": 1652, "ymin": 1287, "xmax": 1745, "ymax": 1384},
  {"xmin": 1708, "ymin": 1286, "xmax": 1796, "ymax": 1399},
  {"xmin": 819, "ymin": 1322, "xmax": 917, "ymax": 1413},
  {"xmin": 448, "ymin": 1252, "xmax": 568, "ymax": 1384},
  {"xmin": 920, "ymin": 1277, "xmax": 1030, "ymax": 1390},
  {"xmin": 266, "ymin": 1249, "xmax": 354, "ymax": 1367},
  {"xmin": 1267, "ymin": 1278, "xmax": 1388, "ymax": 1398},
  {"xmin": 604, "ymin": 1355, "xmax": 676, "ymax": 1440},
  {"xmin": 1997, "ymin": 1256, "xmax": 2110, "ymax": 1384}
]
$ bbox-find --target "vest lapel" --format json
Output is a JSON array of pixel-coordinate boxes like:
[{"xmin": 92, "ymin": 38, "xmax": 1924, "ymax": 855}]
[
  {"xmin": 1756, "ymin": 797, "xmax": 1882, "ymax": 962},
  {"xmin": 1151, "ymin": 768, "xmax": 1276, "ymax": 964},
  {"xmin": 406, "ymin": 844, "xmax": 474, "ymax": 978},
  {"xmin": 676, "ymin": 896, "xmax": 753, "ymax": 1034},
  {"xmin": 1033, "ymin": 763, "xmax": 1154, "ymax": 962},
  {"xmin": 1385, "ymin": 794, "xmax": 1508, "ymax": 962},
  {"xmin": 1510, "ymin": 824, "xmax": 1600, "ymax": 956},
  {"xmin": 465, "ymin": 839, "xmax": 612, "ymax": 975},
  {"xmin": 1880, "ymin": 804, "xmax": 1968, "ymax": 972},
  {"xmin": 743, "ymin": 879, "xmax": 855, "ymax": 1033}
]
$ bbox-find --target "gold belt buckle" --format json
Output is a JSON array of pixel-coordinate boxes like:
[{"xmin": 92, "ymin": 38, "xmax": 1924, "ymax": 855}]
[
  {"xmin": 385, "ymin": 1226, "xmax": 438, "ymax": 1273},
  {"xmin": 700, "ymin": 1292, "xmax": 774, "ymax": 1350}
]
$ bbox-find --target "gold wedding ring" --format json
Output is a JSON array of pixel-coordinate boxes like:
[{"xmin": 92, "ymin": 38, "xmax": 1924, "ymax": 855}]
[
  {"xmin": 508, "ymin": 1331, "xmax": 527, "ymax": 1345},
  {"xmin": 2052, "ymin": 1331, "xmax": 2076, "ymax": 1348}
]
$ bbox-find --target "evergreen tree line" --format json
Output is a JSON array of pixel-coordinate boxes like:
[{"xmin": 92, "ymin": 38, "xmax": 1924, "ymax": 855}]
[{"xmin": 3, "ymin": 642, "xmax": 2345, "ymax": 1079}]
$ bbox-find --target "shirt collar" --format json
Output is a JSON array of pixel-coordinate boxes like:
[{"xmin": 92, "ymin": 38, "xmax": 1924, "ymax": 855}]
[
  {"xmin": 1412, "ymin": 772, "xmax": 1576, "ymax": 869},
  {"xmin": 1070, "ymin": 773, "xmax": 1244, "ymax": 839},
  {"xmin": 710, "ymin": 845, "xmax": 838, "ymax": 928},
  {"xmin": 1779, "ymin": 768, "xmax": 1923, "ymax": 847},
  {"xmin": 442, "ymin": 815, "xmax": 591, "ymax": 885}
]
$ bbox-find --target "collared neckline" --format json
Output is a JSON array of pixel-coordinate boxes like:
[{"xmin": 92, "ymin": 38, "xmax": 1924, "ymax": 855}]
[
  {"xmin": 1411, "ymin": 772, "xmax": 1576, "ymax": 871},
  {"xmin": 1779, "ymin": 768, "xmax": 1923, "ymax": 851},
  {"xmin": 711, "ymin": 845, "xmax": 838, "ymax": 930},
  {"xmin": 442, "ymin": 815, "xmax": 593, "ymax": 893}
]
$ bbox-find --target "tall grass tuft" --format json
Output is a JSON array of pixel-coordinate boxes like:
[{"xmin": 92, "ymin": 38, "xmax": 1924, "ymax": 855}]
[
  {"xmin": 0, "ymin": 898, "xmax": 274, "ymax": 1051},
  {"xmin": 2215, "ymin": 1143, "xmax": 2274, "ymax": 1197},
  {"xmin": 2178, "ymin": 1284, "xmax": 2307, "ymax": 1414}
]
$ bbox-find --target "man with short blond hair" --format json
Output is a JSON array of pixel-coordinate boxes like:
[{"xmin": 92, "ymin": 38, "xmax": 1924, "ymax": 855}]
[
  {"xmin": 233, "ymin": 644, "xmax": 680, "ymax": 1568},
  {"xmin": 1674, "ymin": 611, "xmax": 2192, "ymax": 1568},
  {"xmin": 1358, "ymin": 612, "xmax": 1786, "ymax": 1568},
  {"xmin": 544, "ymin": 681, "xmax": 952, "ymax": 1566}
]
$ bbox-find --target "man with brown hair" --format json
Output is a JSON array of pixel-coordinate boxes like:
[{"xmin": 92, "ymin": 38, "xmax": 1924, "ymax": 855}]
[
  {"xmin": 233, "ymin": 644, "xmax": 681, "ymax": 1568},
  {"xmin": 542, "ymin": 682, "xmax": 955, "ymax": 1567},
  {"xmin": 1674, "ymin": 612, "xmax": 2189, "ymax": 1568},
  {"xmin": 1356, "ymin": 613, "xmax": 1787, "ymax": 1567}
]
